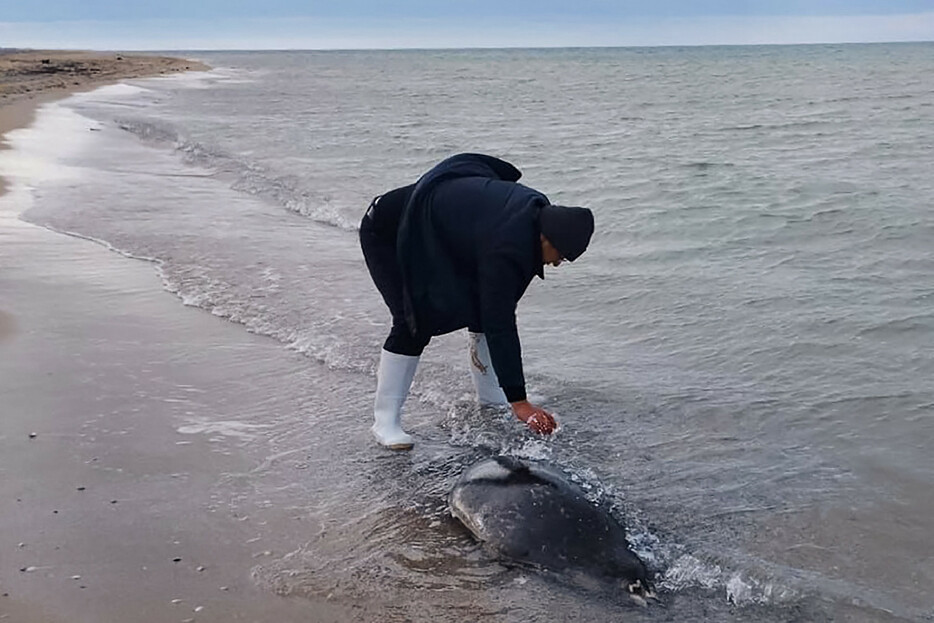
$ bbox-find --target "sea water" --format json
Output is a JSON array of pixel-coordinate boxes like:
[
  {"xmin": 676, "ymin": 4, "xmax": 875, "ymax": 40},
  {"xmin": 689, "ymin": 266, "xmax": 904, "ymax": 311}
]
[{"xmin": 15, "ymin": 44, "xmax": 934, "ymax": 621}]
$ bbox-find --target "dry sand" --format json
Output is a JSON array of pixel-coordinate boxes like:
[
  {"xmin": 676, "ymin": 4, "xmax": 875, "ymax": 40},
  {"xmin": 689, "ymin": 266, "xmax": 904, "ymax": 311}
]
[
  {"xmin": 0, "ymin": 51, "xmax": 354, "ymax": 623},
  {"xmin": 1, "ymin": 50, "xmax": 207, "ymax": 109}
]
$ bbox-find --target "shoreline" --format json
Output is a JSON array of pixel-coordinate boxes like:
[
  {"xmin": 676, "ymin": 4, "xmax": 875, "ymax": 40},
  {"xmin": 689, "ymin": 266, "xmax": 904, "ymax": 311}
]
[
  {"xmin": 0, "ymin": 187, "xmax": 355, "ymax": 622},
  {"xmin": 0, "ymin": 85, "xmax": 406, "ymax": 622},
  {"xmin": 1, "ymin": 49, "xmax": 209, "ymax": 197},
  {"xmin": 0, "ymin": 50, "xmax": 209, "ymax": 154},
  {"xmin": 0, "ymin": 95, "xmax": 55, "ymax": 197},
  {"xmin": 0, "ymin": 61, "xmax": 363, "ymax": 622},
  {"xmin": 1, "ymin": 50, "xmax": 209, "ymax": 142},
  {"xmin": 0, "ymin": 50, "xmax": 209, "ymax": 341},
  {"xmin": 0, "ymin": 52, "xmax": 337, "ymax": 623}
]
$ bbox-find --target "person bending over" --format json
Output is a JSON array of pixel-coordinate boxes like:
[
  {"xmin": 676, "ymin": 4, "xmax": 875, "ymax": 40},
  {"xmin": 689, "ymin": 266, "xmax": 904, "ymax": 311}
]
[{"xmin": 360, "ymin": 153, "xmax": 594, "ymax": 450}]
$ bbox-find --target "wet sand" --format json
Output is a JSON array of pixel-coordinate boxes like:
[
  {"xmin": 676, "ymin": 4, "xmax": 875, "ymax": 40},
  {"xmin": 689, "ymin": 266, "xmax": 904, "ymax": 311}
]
[
  {"xmin": 0, "ymin": 97, "xmax": 56, "ymax": 199},
  {"xmin": 0, "ymin": 52, "xmax": 352, "ymax": 623},
  {"xmin": 0, "ymin": 204, "xmax": 363, "ymax": 622}
]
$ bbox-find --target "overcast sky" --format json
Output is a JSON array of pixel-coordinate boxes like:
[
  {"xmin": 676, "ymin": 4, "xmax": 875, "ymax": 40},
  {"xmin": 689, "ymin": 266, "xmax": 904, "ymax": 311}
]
[{"xmin": 1, "ymin": 0, "xmax": 933, "ymax": 50}]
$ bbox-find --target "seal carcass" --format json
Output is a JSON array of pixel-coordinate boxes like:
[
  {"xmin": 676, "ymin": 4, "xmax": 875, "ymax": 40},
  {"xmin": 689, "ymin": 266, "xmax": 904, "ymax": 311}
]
[{"xmin": 449, "ymin": 456, "xmax": 652, "ymax": 601}]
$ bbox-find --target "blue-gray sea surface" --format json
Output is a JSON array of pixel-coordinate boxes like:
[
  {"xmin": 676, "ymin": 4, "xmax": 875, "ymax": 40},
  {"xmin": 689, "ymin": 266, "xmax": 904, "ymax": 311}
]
[{"xmin": 21, "ymin": 44, "xmax": 934, "ymax": 621}]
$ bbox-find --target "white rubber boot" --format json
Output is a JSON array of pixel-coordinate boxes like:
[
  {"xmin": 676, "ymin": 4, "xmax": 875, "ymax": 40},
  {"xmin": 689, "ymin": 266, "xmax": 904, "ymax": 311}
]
[
  {"xmin": 371, "ymin": 349, "xmax": 418, "ymax": 450},
  {"xmin": 468, "ymin": 332, "xmax": 509, "ymax": 406}
]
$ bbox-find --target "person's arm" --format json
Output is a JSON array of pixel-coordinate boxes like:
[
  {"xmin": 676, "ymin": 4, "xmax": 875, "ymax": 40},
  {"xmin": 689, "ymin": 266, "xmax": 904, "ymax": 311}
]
[{"xmin": 478, "ymin": 251, "xmax": 557, "ymax": 435}]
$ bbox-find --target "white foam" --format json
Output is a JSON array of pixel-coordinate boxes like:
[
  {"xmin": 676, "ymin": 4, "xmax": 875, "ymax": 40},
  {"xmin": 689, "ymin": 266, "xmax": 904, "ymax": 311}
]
[
  {"xmin": 513, "ymin": 439, "xmax": 554, "ymax": 461},
  {"xmin": 661, "ymin": 554, "xmax": 723, "ymax": 591},
  {"xmin": 177, "ymin": 419, "xmax": 271, "ymax": 440},
  {"xmin": 68, "ymin": 82, "xmax": 153, "ymax": 102},
  {"xmin": 141, "ymin": 67, "xmax": 255, "ymax": 90}
]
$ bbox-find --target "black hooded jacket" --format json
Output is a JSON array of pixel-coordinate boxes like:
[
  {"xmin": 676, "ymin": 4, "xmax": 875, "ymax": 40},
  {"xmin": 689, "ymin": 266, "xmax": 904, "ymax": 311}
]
[{"xmin": 397, "ymin": 153, "xmax": 546, "ymax": 402}]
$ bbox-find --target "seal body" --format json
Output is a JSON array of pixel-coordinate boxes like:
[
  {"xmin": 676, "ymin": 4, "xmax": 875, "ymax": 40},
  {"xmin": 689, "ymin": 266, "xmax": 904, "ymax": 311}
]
[{"xmin": 449, "ymin": 456, "xmax": 649, "ymax": 590}]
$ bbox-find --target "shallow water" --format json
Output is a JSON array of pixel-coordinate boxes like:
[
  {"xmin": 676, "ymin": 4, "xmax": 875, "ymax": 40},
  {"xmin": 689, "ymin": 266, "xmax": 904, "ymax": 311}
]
[{"xmin": 13, "ymin": 43, "xmax": 934, "ymax": 621}]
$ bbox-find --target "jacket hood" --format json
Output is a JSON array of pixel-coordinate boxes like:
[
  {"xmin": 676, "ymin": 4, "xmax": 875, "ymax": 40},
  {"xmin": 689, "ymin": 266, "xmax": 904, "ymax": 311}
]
[{"xmin": 413, "ymin": 153, "xmax": 522, "ymax": 192}]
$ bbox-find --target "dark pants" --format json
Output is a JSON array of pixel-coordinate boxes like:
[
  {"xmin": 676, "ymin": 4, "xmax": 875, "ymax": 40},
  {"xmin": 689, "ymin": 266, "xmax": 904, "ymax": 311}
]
[{"xmin": 360, "ymin": 205, "xmax": 432, "ymax": 357}]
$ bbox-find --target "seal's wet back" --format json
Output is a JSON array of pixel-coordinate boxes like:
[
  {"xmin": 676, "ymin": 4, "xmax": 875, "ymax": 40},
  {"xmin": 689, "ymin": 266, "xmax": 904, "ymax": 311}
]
[{"xmin": 449, "ymin": 456, "xmax": 651, "ymax": 600}]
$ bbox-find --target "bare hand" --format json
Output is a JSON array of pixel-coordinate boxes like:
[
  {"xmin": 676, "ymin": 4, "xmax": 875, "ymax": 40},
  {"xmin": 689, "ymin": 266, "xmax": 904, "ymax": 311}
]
[{"xmin": 511, "ymin": 400, "xmax": 557, "ymax": 435}]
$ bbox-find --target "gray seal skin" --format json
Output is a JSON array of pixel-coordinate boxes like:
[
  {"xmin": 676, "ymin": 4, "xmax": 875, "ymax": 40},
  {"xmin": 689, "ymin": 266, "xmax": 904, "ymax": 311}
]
[{"xmin": 449, "ymin": 456, "xmax": 653, "ymax": 604}]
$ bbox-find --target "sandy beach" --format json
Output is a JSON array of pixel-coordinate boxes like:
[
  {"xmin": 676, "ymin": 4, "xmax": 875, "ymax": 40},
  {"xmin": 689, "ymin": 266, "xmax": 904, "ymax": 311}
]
[
  {"xmin": 0, "ymin": 52, "xmax": 353, "ymax": 623},
  {"xmin": 0, "ymin": 50, "xmax": 206, "ymax": 108},
  {"xmin": 7, "ymin": 50, "xmax": 207, "ymax": 354},
  {"xmin": 1, "ymin": 50, "xmax": 207, "ymax": 202},
  {"xmin": 0, "ymin": 213, "xmax": 352, "ymax": 622},
  {"xmin": 1, "ymin": 51, "xmax": 206, "ymax": 344}
]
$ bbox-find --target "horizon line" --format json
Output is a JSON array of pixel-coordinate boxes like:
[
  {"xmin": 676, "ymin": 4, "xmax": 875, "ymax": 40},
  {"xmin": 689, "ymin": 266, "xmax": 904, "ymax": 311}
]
[{"xmin": 6, "ymin": 39, "xmax": 934, "ymax": 54}]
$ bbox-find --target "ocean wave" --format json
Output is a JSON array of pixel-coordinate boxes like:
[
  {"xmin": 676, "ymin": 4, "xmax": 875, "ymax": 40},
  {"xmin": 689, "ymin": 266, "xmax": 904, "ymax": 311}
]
[
  {"xmin": 716, "ymin": 119, "xmax": 836, "ymax": 133},
  {"xmin": 116, "ymin": 117, "xmax": 179, "ymax": 144},
  {"xmin": 114, "ymin": 117, "xmax": 357, "ymax": 231},
  {"xmin": 857, "ymin": 313, "xmax": 934, "ymax": 337},
  {"xmin": 682, "ymin": 161, "xmax": 736, "ymax": 170}
]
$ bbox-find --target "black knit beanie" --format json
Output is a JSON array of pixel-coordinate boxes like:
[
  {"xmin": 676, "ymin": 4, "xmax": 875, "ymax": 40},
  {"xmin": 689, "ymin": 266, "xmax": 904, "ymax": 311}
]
[{"xmin": 539, "ymin": 204, "xmax": 594, "ymax": 261}]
